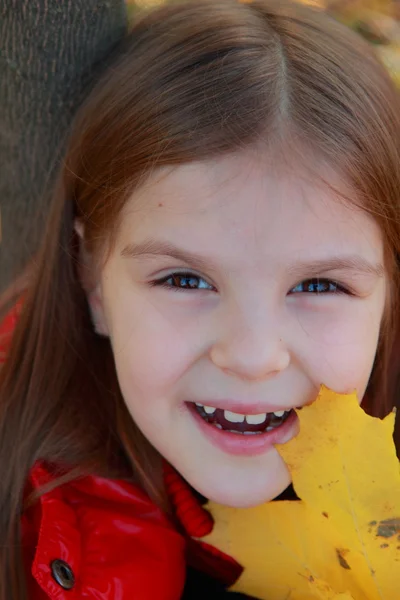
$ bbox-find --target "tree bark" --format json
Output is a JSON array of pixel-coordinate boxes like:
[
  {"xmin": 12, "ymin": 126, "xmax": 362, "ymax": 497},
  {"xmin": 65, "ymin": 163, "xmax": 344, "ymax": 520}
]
[{"xmin": 0, "ymin": 0, "xmax": 127, "ymax": 291}]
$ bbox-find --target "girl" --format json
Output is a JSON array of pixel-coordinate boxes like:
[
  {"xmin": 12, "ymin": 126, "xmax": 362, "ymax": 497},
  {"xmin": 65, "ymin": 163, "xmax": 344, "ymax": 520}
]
[{"xmin": 0, "ymin": 0, "xmax": 399, "ymax": 598}]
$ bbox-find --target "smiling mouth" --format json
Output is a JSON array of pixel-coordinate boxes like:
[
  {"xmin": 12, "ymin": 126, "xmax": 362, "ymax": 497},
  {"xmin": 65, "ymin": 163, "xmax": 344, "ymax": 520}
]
[{"xmin": 193, "ymin": 403, "xmax": 293, "ymax": 435}]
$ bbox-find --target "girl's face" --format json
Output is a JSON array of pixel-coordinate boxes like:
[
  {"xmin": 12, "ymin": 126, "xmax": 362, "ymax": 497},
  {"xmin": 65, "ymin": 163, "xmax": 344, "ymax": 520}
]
[{"xmin": 94, "ymin": 151, "xmax": 386, "ymax": 507}]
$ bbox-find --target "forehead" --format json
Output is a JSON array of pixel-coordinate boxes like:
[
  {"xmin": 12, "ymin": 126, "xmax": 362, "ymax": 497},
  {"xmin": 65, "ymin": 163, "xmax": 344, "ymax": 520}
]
[{"xmin": 119, "ymin": 151, "xmax": 384, "ymax": 267}]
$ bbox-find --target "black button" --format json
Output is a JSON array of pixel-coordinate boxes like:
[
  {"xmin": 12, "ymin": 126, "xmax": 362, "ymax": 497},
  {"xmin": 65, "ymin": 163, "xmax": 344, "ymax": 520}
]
[{"xmin": 50, "ymin": 559, "xmax": 75, "ymax": 590}]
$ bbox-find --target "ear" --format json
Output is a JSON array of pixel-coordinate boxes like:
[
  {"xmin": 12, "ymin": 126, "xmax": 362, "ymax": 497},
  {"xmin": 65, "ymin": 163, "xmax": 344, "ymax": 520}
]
[{"xmin": 74, "ymin": 219, "xmax": 109, "ymax": 337}]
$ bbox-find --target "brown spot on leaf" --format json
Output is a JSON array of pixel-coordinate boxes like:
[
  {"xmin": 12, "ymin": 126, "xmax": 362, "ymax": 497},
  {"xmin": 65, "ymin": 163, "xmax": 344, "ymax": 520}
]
[
  {"xmin": 376, "ymin": 518, "xmax": 400, "ymax": 539},
  {"xmin": 322, "ymin": 512, "xmax": 329, "ymax": 518},
  {"xmin": 336, "ymin": 548, "xmax": 351, "ymax": 570},
  {"xmin": 380, "ymin": 543, "xmax": 389, "ymax": 549}
]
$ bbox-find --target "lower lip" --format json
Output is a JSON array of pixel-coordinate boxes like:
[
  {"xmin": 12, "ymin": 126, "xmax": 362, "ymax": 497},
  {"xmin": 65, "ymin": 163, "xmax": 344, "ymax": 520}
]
[{"xmin": 188, "ymin": 404, "xmax": 299, "ymax": 457}]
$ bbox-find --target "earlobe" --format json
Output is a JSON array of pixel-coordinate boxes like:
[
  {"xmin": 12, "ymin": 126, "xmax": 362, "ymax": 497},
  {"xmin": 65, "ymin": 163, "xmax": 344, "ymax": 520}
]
[
  {"xmin": 87, "ymin": 287, "xmax": 110, "ymax": 337},
  {"xmin": 74, "ymin": 218, "xmax": 109, "ymax": 337},
  {"xmin": 74, "ymin": 218, "xmax": 91, "ymax": 293},
  {"xmin": 74, "ymin": 219, "xmax": 85, "ymax": 241}
]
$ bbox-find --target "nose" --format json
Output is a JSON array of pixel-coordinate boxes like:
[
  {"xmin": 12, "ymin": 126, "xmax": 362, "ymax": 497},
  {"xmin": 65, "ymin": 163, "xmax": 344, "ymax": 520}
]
[{"xmin": 209, "ymin": 303, "xmax": 290, "ymax": 382}]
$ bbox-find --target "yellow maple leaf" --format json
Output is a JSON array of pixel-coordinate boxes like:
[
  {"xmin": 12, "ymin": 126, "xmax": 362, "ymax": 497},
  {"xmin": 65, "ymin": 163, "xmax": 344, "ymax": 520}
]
[{"xmin": 202, "ymin": 386, "xmax": 400, "ymax": 600}]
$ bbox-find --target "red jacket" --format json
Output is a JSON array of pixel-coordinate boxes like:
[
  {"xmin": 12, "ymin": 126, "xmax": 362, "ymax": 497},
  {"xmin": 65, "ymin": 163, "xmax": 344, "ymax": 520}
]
[{"xmin": 1, "ymin": 305, "xmax": 242, "ymax": 599}]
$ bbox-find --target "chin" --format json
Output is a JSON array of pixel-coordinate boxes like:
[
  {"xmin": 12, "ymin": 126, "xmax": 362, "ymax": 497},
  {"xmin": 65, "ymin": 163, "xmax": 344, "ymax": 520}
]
[{"xmin": 193, "ymin": 468, "xmax": 292, "ymax": 509}]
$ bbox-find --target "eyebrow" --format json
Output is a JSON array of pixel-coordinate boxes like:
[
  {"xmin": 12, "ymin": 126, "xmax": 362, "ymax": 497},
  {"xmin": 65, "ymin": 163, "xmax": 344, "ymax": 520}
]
[
  {"xmin": 287, "ymin": 257, "xmax": 385, "ymax": 279},
  {"xmin": 121, "ymin": 239, "xmax": 384, "ymax": 278},
  {"xmin": 121, "ymin": 240, "xmax": 220, "ymax": 272}
]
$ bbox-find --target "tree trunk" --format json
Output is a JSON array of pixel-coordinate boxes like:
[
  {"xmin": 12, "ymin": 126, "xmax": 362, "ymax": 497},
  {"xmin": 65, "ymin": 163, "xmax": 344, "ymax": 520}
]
[{"xmin": 0, "ymin": 0, "xmax": 127, "ymax": 291}]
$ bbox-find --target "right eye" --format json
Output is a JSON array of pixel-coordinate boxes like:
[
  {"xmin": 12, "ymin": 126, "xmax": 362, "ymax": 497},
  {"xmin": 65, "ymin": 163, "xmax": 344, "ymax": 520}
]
[{"xmin": 151, "ymin": 272, "xmax": 215, "ymax": 292}]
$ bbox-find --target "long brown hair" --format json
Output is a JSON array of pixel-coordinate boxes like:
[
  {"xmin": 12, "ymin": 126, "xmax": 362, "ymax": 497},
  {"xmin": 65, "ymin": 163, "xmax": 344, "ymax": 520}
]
[{"xmin": 1, "ymin": 1, "xmax": 399, "ymax": 597}]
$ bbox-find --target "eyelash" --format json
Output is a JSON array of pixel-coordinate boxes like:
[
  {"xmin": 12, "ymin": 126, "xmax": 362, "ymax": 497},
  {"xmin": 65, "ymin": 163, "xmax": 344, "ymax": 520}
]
[
  {"xmin": 289, "ymin": 279, "xmax": 350, "ymax": 295},
  {"xmin": 150, "ymin": 272, "xmax": 351, "ymax": 295},
  {"xmin": 150, "ymin": 272, "xmax": 216, "ymax": 292}
]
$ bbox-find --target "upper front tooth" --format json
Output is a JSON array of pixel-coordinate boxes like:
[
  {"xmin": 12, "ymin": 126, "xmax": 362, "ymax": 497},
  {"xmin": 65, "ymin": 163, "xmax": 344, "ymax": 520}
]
[
  {"xmin": 273, "ymin": 410, "xmax": 285, "ymax": 417},
  {"xmin": 224, "ymin": 410, "xmax": 245, "ymax": 423},
  {"xmin": 246, "ymin": 413, "xmax": 267, "ymax": 425},
  {"xmin": 204, "ymin": 405, "xmax": 216, "ymax": 415}
]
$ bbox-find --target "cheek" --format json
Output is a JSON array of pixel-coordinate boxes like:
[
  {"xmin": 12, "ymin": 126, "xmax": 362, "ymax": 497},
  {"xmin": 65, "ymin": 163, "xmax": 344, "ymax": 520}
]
[
  {"xmin": 292, "ymin": 300, "xmax": 383, "ymax": 397},
  {"xmin": 103, "ymin": 289, "xmax": 202, "ymax": 401}
]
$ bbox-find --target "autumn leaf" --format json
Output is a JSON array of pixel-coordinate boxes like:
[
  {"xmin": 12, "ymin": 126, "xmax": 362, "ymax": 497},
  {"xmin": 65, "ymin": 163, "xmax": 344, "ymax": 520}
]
[{"xmin": 202, "ymin": 386, "xmax": 400, "ymax": 599}]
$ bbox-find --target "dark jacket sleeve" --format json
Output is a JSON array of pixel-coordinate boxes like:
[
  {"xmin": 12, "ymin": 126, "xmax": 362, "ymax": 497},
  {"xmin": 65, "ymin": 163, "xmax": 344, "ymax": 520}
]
[
  {"xmin": 0, "ymin": 0, "xmax": 127, "ymax": 291},
  {"xmin": 183, "ymin": 566, "xmax": 260, "ymax": 599}
]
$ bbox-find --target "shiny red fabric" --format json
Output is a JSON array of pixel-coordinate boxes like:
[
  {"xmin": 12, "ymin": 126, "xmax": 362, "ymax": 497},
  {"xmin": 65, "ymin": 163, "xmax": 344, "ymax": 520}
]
[
  {"xmin": 0, "ymin": 298, "xmax": 22, "ymax": 363},
  {"xmin": 22, "ymin": 462, "xmax": 187, "ymax": 599},
  {"xmin": 1, "ymin": 304, "xmax": 242, "ymax": 599}
]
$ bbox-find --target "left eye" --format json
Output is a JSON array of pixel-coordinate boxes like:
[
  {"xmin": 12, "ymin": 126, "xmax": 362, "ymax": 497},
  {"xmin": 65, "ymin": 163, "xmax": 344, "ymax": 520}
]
[
  {"xmin": 290, "ymin": 278, "xmax": 347, "ymax": 294},
  {"xmin": 152, "ymin": 272, "xmax": 214, "ymax": 291}
]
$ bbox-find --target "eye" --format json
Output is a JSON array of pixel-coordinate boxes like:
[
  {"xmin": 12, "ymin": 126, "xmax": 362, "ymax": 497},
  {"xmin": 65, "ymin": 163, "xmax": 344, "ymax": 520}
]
[
  {"xmin": 289, "ymin": 278, "xmax": 349, "ymax": 295},
  {"xmin": 151, "ymin": 271, "xmax": 215, "ymax": 292}
]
